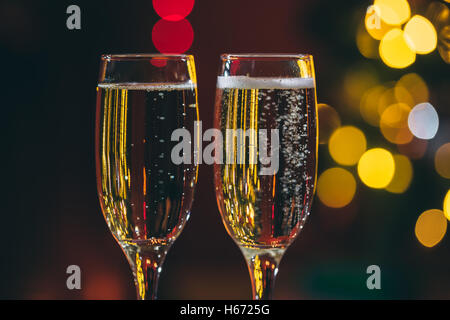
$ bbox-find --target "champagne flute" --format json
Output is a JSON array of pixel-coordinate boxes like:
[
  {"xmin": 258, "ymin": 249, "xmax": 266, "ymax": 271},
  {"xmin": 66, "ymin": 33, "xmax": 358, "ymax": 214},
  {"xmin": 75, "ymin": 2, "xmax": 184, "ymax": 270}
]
[
  {"xmin": 213, "ymin": 54, "xmax": 317, "ymax": 299},
  {"xmin": 95, "ymin": 54, "xmax": 199, "ymax": 300}
]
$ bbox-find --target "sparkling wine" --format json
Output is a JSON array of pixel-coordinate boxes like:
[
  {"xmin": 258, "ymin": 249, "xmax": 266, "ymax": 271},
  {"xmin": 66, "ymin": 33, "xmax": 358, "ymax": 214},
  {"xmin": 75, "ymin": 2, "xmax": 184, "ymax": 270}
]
[
  {"xmin": 95, "ymin": 82, "xmax": 198, "ymax": 246},
  {"xmin": 214, "ymin": 76, "xmax": 317, "ymax": 248}
]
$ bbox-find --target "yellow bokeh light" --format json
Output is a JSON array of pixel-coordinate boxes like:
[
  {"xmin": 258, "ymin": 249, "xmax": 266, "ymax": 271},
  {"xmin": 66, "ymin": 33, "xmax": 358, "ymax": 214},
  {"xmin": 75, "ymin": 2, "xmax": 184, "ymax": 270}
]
[
  {"xmin": 404, "ymin": 15, "xmax": 437, "ymax": 54},
  {"xmin": 386, "ymin": 154, "xmax": 413, "ymax": 194},
  {"xmin": 361, "ymin": 74, "xmax": 427, "ymax": 128},
  {"xmin": 380, "ymin": 28, "xmax": 416, "ymax": 68},
  {"xmin": 357, "ymin": 148, "xmax": 395, "ymax": 189},
  {"xmin": 380, "ymin": 103, "xmax": 413, "ymax": 145},
  {"xmin": 343, "ymin": 66, "xmax": 378, "ymax": 110},
  {"xmin": 329, "ymin": 126, "xmax": 367, "ymax": 166},
  {"xmin": 357, "ymin": 21, "xmax": 379, "ymax": 59},
  {"xmin": 364, "ymin": 5, "xmax": 396, "ymax": 40},
  {"xmin": 374, "ymin": 0, "xmax": 411, "ymax": 25},
  {"xmin": 318, "ymin": 103, "xmax": 341, "ymax": 144},
  {"xmin": 360, "ymin": 85, "xmax": 387, "ymax": 127},
  {"xmin": 317, "ymin": 168, "xmax": 357, "ymax": 208},
  {"xmin": 395, "ymin": 73, "xmax": 429, "ymax": 106},
  {"xmin": 435, "ymin": 143, "xmax": 450, "ymax": 179},
  {"xmin": 377, "ymin": 85, "xmax": 397, "ymax": 117},
  {"xmin": 444, "ymin": 190, "xmax": 450, "ymax": 220},
  {"xmin": 415, "ymin": 209, "xmax": 447, "ymax": 248},
  {"xmin": 393, "ymin": 85, "xmax": 414, "ymax": 107}
]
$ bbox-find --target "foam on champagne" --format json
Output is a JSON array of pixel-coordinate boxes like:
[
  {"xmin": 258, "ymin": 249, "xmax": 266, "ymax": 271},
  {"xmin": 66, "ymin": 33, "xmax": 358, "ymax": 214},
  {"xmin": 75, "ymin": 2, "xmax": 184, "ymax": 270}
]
[
  {"xmin": 97, "ymin": 81, "xmax": 195, "ymax": 91},
  {"xmin": 217, "ymin": 76, "xmax": 315, "ymax": 90}
]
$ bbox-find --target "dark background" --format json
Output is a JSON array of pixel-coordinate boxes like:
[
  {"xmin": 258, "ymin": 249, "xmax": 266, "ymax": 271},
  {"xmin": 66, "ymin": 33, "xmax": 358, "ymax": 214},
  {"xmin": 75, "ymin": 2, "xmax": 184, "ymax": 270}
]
[{"xmin": 0, "ymin": 0, "xmax": 449, "ymax": 299}]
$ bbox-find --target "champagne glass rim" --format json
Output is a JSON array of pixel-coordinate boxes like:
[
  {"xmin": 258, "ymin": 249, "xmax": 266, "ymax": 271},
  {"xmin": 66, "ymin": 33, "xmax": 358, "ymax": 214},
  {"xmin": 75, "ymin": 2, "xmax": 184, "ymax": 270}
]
[
  {"xmin": 101, "ymin": 53, "xmax": 193, "ymax": 61},
  {"xmin": 220, "ymin": 53, "xmax": 312, "ymax": 60}
]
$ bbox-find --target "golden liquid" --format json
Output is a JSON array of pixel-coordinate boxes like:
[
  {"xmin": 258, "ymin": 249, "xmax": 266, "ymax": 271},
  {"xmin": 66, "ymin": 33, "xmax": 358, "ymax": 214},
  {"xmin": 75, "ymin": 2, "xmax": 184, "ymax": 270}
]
[
  {"xmin": 95, "ymin": 84, "xmax": 198, "ymax": 245},
  {"xmin": 214, "ymin": 87, "xmax": 317, "ymax": 248}
]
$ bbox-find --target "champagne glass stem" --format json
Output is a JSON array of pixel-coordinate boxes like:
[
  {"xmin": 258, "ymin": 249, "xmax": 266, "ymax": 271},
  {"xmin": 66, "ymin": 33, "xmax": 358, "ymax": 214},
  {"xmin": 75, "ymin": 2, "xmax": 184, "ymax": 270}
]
[
  {"xmin": 240, "ymin": 247, "xmax": 285, "ymax": 300},
  {"xmin": 122, "ymin": 243, "xmax": 170, "ymax": 300}
]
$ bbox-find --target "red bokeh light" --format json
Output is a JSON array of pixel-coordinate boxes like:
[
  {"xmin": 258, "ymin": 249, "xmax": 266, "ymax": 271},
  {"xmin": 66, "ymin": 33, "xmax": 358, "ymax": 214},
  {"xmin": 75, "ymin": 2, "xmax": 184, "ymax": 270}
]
[
  {"xmin": 153, "ymin": 0, "xmax": 195, "ymax": 21},
  {"xmin": 82, "ymin": 270, "xmax": 126, "ymax": 300},
  {"xmin": 152, "ymin": 19, "xmax": 194, "ymax": 54}
]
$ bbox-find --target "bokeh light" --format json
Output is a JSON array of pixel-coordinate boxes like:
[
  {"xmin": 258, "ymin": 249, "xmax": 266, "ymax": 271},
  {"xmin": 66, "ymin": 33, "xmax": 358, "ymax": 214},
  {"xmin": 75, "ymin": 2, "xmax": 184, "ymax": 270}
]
[
  {"xmin": 386, "ymin": 154, "xmax": 413, "ymax": 194},
  {"xmin": 395, "ymin": 73, "xmax": 429, "ymax": 106},
  {"xmin": 426, "ymin": 1, "xmax": 450, "ymax": 64},
  {"xmin": 444, "ymin": 190, "xmax": 450, "ymax": 220},
  {"xmin": 415, "ymin": 209, "xmax": 447, "ymax": 248},
  {"xmin": 435, "ymin": 143, "xmax": 450, "ymax": 179},
  {"xmin": 358, "ymin": 148, "xmax": 395, "ymax": 188},
  {"xmin": 374, "ymin": 0, "xmax": 411, "ymax": 25},
  {"xmin": 329, "ymin": 126, "xmax": 367, "ymax": 166},
  {"xmin": 380, "ymin": 103, "xmax": 413, "ymax": 144},
  {"xmin": 404, "ymin": 15, "xmax": 437, "ymax": 54},
  {"xmin": 82, "ymin": 270, "xmax": 126, "ymax": 300},
  {"xmin": 318, "ymin": 103, "xmax": 341, "ymax": 144},
  {"xmin": 153, "ymin": 0, "xmax": 195, "ymax": 21},
  {"xmin": 378, "ymin": 85, "xmax": 399, "ymax": 114},
  {"xmin": 364, "ymin": 5, "xmax": 396, "ymax": 41},
  {"xmin": 317, "ymin": 168, "xmax": 357, "ymax": 208},
  {"xmin": 357, "ymin": 21, "xmax": 379, "ymax": 59},
  {"xmin": 438, "ymin": 26, "xmax": 450, "ymax": 64},
  {"xmin": 360, "ymin": 85, "xmax": 386, "ymax": 127},
  {"xmin": 408, "ymin": 103, "xmax": 439, "ymax": 140},
  {"xmin": 152, "ymin": 19, "xmax": 194, "ymax": 53},
  {"xmin": 426, "ymin": 1, "xmax": 450, "ymax": 32},
  {"xmin": 343, "ymin": 65, "xmax": 378, "ymax": 110},
  {"xmin": 397, "ymin": 136, "xmax": 428, "ymax": 160},
  {"xmin": 393, "ymin": 84, "xmax": 414, "ymax": 107},
  {"xmin": 379, "ymin": 28, "xmax": 416, "ymax": 69}
]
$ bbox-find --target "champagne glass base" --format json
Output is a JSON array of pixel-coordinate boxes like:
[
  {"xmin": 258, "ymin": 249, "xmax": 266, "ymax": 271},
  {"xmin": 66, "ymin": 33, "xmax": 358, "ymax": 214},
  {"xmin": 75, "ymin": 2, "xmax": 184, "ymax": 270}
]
[
  {"xmin": 239, "ymin": 246, "xmax": 285, "ymax": 300},
  {"xmin": 120, "ymin": 240, "xmax": 172, "ymax": 300}
]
